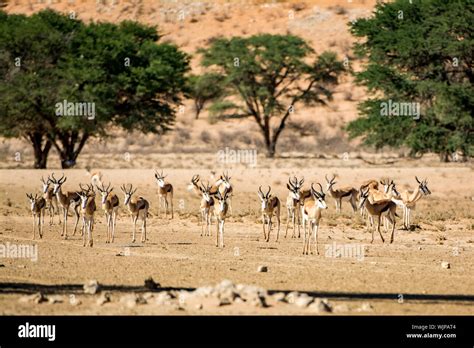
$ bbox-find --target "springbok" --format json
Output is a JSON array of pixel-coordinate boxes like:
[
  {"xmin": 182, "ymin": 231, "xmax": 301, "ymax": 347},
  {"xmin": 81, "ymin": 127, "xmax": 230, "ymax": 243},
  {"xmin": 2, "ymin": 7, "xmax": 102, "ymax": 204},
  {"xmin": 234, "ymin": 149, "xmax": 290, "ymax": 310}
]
[
  {"xmin": 199, "ymin": 181, "xmax": 215, "ymax": 237},
  {"xmin": 154, "ymin": 169, "xmax": 174, "ymax": 219},
  {"xmin": 49, "ymin": 173, "xmax": 81, "ymax": 239},
  {"xmin": 325, "ymin": 174, "xmax": 358, "ymax": 213},
  {"xmin": 285, "ymin": 176, "xmax": 304, "ymax": 238},
  {"xmin": 359, "ymin": 188, "xmax": 398, "ymax": 244},
  {"xmin": 121, "ymin": 184, "xmax": 149, "ymax": 243},
  {"xmin": 188, "ymin": 174, "xmax": 202, "ymax": 197},
  {"xmin": 214, "ymin": 190, "xmax": 230, "ymax": 248},
  {"xmin": 391, "ymin": 177, "xmax": 431, "ymax": 230},
  {"xmin": 213, "ymin": 171, "xmax": 233, "ymax": 214},
  {"xmin": 359, "ymin": 179, "xmax": 379, "ymax": 218},
  {"xmin": 26, "ymin": 193, "xmax": 46, "ymax": 240},
  {"xmin": 86, "ymin": 166, "xmax": 103, "ymax": 188},
  {"xmin": 97, "ymin": 182, "xmax": 119, "ymax": 243},
  {"xmin": 40, "ymin": 176, "xmax": 60, "ymax": 225},
  {"xmin": 77, "ymin": 184, "xmax": 97, "ymax": 247},
  {"xmin": 301, "ymin": 183, "xmax": 328, "ymax": 255},
  {"xmin": 257, "ymin": 185, "xmax": 281, "ymax": 242}
]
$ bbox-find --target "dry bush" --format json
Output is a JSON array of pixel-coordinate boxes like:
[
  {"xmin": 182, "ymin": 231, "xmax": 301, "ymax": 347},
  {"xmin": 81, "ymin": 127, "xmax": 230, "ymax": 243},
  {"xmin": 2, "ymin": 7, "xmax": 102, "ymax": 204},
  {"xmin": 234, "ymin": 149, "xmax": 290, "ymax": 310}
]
[{"xmin": 199, "ymin": 130, "xmax": 213, "ymax": 144}]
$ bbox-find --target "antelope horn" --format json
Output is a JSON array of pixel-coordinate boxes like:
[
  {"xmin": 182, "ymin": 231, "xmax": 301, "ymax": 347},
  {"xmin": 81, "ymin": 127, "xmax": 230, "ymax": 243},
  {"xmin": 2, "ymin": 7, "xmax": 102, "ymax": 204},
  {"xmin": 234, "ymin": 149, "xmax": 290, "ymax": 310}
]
[
  {"xmin": 266, "ymin": 185, "xmax": 271, "ymax": 197},
  {"xmin": 415, "ymin": 176, "xmax": 421, "ymax": 184},
  {"xmin": 325, "ymin": 174, "xmax": 329, "ymax": 183},
  {"xmin": 258, "ymin": 185, "xmax": 264, "ymax": 196},
  {"xmin": 317, "ymin": 182, "xmax": 324, "ymax": 195}
]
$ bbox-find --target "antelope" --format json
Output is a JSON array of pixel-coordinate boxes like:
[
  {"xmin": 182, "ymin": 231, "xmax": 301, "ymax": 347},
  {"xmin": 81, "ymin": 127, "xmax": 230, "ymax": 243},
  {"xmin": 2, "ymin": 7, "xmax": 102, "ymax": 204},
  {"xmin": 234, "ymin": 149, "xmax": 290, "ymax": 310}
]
[
  {"xmin": 188, "ymin": 174, "xmax": 202, "ymax": 197},
  {"xmin": 199, "ymin": 181, "xmax": 215, "ymax": 237},
  {"xmin": 26, "ymin": 193, "xmax": 46, "ymax": 239},
  {"xmin": 359, "ymin": 179, "xmax": 379, "ymax": 218},
  {"xmin": 213, "ymin": 171, "xmax": 233, "ymax": 214},
  {"xmin": 301, "ymin": 183, "xmax": 328, "ymax": 255},
  {"xmin": 214, "ymin": 190, "xmax": 230, "ymax": 248},
  {"xmin": 154, "ymin": 169, "xmax": 174, "ymax": 219},
  {"xmin": 359, "ymin": 188, "xmax": 398, "ymax": 244},
  {"xmin": 325, "ymin": 174, "xmax": 358, "ymax": 213},
  {"xmin": 50, "ymin": 173, "xmax": 81, "ymax": 239},
  {"xmin": 97, "ymin": 182, "xmax": 119, "ymax": 243},
  {"xmin": 121, "ymin": 184, "xmax": 149, "ymax": 243},
  {"xmin": 257, "ymin": 186, "xmax": 281, "ymax": 242},
  {"xmin": 391, "ymin": 177, "xmax": 431, "ymax": 230},
  {"xmin": 40, "ymin": 176, "xmax": 60, "ymax": 225},
  {"xmin": 77, "ymin": 184, "xmax": 97, "ymax": 247},
  {"xmin": 285, "ymin": 176, "xmax": 304, "ymax": 238},
  {"xmin": 86, "ymin": 166, "xmax": 103, "ymax": 188},
  {"xmin": 369, "ymin": 179, "xmax": 400, "ymax": 231}
]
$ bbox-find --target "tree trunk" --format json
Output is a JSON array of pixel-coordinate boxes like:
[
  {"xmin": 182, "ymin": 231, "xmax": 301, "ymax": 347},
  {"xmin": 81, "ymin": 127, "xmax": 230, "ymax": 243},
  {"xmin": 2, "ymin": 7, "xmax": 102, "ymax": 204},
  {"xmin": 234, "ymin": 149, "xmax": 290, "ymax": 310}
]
[
  {"xmin": 28, "ymin": 132, "xmax": 52, "ymax": 169},
  {"xmin": 51, "ymin": 131, "xmax": 90, "ymax": 169},
  {"xmin": 266, "ymin": 141, "xmax": 276, "ymax": 158}
]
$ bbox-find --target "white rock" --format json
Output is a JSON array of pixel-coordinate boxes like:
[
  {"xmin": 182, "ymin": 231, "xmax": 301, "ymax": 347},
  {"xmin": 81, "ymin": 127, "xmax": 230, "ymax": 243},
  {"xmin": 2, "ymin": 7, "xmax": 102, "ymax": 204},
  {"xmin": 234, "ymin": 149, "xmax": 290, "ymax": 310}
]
[
  {"xmin": 294, "ymin": 294, "xmax": 314, "ymax": 308},
  {"xmin": 83, "ymin": 280, "xmax": 100, "ymax": 294},
  {"xmin": 308, "ymin": 298, "xmax": 332, "ymax": 313},
  {"xmin": 257, "ymin": 265, "xmax": 268, "ymax": 272},
  {"xmin": 96, "ymin": 292, "xmax": 111, "ymax": 306},
  {"xmin": 441, "ymin": 261, "xmax": 450, "ymax": 269}
]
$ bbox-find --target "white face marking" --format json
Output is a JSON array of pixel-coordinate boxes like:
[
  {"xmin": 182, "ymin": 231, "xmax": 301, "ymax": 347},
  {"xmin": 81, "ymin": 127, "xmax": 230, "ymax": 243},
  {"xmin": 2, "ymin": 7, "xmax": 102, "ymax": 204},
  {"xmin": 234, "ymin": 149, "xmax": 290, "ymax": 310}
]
[
  {"xmin": 157, "ymin": 179, "xmax": 165, "ymax": 188},
  {"xmin": 219, "ymin": 199, "xmax": 226, "ymax": 212},
  {"xmin": 101, "ymin": 192, "xmax": 108, "ymax": 205},
  {"xmin": 203, "ymin": 192, "xmax": 211, "ymax": 202},
  {"xmin": 53, "ymin": 183, "xmax": 61, "ymax": 194},
  {"xmin": 81, "ymin": 195, "xmax": 88, "ymax": 209},
  {"xmin": 291, "ymin": 191, "xmax": 300, "ymax": 200},
  {"xmin": 261, "ymin": 199, "xmax": 268, "ymax": 210},
  {"xmin": 124, "ymin": 194, "xmax": 131, "ymax": 206},
  {"xmin": 383, "ymin": 184, "xmax": 390, "ymax": 193},
  {"xmin": 42, "ymin": 183, "xmax": 49, "ymax": 193},
  {"xmin": 317, "ymin": 199, "xmax": 328, "ymax": 209}
]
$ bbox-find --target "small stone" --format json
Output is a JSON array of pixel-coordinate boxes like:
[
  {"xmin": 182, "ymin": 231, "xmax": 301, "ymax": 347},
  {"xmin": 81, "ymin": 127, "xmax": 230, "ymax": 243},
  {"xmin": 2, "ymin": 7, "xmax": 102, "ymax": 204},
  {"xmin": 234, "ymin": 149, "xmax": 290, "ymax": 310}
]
[
  {"xmin": 333, "ymin": 304, "xmax": 349, "ymax": 313},
  {"xmin": 195, "ymin": 303, "xmax": 203, "ymax": 310},
  {"xmin": 83, "ymin": 280, "xmax": 100, "ymax": 294},
  {"xmin": 357, "ymin": 302, "xmax": 373, "ymax": 312},
  {"xmin": 257, "ymin": 265, "xmax": 268, "ymax": 272},
  {"xmin": 218, "ymin": 297, "xmax": 232, "ymax": 306},
  {"xmin": 155, "ymin": 292, "xmax": 173, "ymax": 306},
  {"xmin": 418, "ymin": 246, "xmax": 422, "ymax": 250},
  {"xmin": 120, "ymin": 294, "xmax": 139, "ymax": 308},
  {"xmin": 308, "ymin": 298, "xmax": 332, "ymax": 313},
  {"xmin": 144, "ymin": 277, "xmax": 160, "ymax": 290},
  {"xmin": 285, "ymin": 291, "xmax": 300, "ymax": 304},
  {"xmin": 441, "ymin": 261, "xmax": 450, "ymax": 269},
  {"xmin": 19, "ymin": 293, "xmax": 46, "ymax": 304},
  {"xmin": 250, "ymin": 295, "xmax": 267, "ymax": 308},
  {"xmin": 294, "ymin": 294, "xmax": 314, "ymax": 308},
  {"xmin": 272, "ymin": 292, "xmax": 286, "ymax": 302},
  {"xmin": 48, "ymin": 295, "xmax": 64, "ymax": 304},
  {"xmin": 96, "ymin": 292, "xmax": 111, "ymax": 306}
]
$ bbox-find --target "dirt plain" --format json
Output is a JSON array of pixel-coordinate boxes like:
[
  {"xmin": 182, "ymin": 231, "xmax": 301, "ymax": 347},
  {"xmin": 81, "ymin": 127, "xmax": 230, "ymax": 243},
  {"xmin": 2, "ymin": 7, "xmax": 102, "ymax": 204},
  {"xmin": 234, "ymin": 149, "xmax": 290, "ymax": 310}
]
[{"xmin": 0, "ymin": 154, "xmax": 473, "ymax": 315}]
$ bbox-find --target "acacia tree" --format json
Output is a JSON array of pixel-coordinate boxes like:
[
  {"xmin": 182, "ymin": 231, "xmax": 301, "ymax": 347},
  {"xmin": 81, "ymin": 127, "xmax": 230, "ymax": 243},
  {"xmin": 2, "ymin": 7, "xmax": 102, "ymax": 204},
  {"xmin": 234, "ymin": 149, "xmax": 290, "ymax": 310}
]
[
  {"xmin": 0, "ymin": 10, "xmax": 189, "ymax": 168},
  {"xmin": 199, "ymin": 34, "xmax": 345, "ymax": 157},
  {"xmin": 346, "ymin": 0, "xmax": 474, "ymax": 161}
]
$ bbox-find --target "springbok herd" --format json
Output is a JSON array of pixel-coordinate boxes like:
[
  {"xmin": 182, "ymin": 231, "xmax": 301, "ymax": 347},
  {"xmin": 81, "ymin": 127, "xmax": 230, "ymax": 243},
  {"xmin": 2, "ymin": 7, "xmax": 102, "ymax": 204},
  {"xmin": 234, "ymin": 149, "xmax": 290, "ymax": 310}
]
[{"xmin": 25, "ymin": 170, "xmax": 432, "ymax": 255}]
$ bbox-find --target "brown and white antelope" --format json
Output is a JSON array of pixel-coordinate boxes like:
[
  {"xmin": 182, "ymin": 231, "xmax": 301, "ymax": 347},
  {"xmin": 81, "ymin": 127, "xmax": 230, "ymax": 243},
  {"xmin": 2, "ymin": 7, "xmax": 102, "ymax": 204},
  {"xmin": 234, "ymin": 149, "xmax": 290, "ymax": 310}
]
[
  {"xmin": 77, "ymin": 184, "xmax": 97, "ymax": 247},
  {"xmin": 86, "ymin": 166, "xmax": 103, "ymax": 188},
  {"xmin": 40, "ymin": 176, "xmax": 60, "ymax": 225},
  {"xmin": 214, "ymin": 190, "xmax": 230, "ymax": 248},
  {"xmin": 257, "ymin": 186, "xmax": 281, "ymax": 242},
  {"xmin": 359, "ymin": 188, "xmax": 398, "ymax": 244},
  {"xmin": 97, "ymin": 182, "xmax": 119, "ymax": 243},
  {"xmin": 325, "ymin": 174, "xmax": 358, "ymax": 213},
  {"xmin": 214, "ymin": 171, "xmax": 233, "ymax": 214},
  {"xmin": 154, "ymin": 169, "xmax": 174, "ymax": 219},
  {"xmin": 26, "ymin": 193, "xmax": 46, "ymax": 240},
  {"xmin": 391, "ymin": 177, "xmax": 431, "ymax": 230},
  {"xmin": 50, "ymin": 173, "xmax": 81, "ymax": 239},
  {"xmin": 199, "ymin": 181, "xmax": 215, "ymax": 237},
  {"xmin": 285, "ymin": 176, "xmax": 304, "ymax": 238},
  {"xmin": 188, "ymin": 174, "xmax": 203, "ymax": 197},
  {"xmin": 121, "ymin": 184, "xmax": 149, "ymax": 243},
  {"xmin": 301, "ymin": 183, "xmax": 328, "ymax": 255},
  {"xmin": 359, "ymin": 179, "xmax": 379, "ymax": 218}
]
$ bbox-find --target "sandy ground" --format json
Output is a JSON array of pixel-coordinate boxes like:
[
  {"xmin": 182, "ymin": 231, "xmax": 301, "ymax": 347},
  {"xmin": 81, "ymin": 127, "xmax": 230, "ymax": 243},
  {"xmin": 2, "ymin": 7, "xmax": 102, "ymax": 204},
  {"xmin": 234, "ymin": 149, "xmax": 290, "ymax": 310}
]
[{"xmin": 0, "ymin": 156, "xmax": 473, "ymax": 314}]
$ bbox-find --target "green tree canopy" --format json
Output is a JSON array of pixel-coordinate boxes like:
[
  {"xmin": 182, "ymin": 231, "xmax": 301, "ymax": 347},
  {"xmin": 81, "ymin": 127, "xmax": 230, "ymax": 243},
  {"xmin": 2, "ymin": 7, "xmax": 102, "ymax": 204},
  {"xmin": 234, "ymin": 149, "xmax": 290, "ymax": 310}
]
[
  {"xmin": 347, "ymin": 0, "xmax": 474, "ymax": 161},
  {"xmin": 199, "ymin": 34, "xmax": 345, "ymax": 157},
  {"xmin": 0, "ymin": 10, "xmax": 189, "ymax": 168}
]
